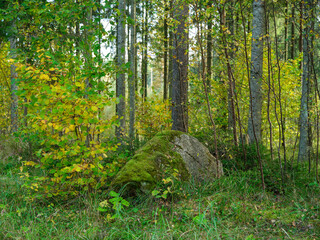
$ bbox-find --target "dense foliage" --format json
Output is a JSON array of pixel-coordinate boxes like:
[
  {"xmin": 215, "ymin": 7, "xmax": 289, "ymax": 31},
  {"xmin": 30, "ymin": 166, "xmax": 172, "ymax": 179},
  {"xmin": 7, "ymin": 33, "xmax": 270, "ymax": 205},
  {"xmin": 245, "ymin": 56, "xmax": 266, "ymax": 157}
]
[{"xmin": 0, "ymin": 0, "xmax": 320, "ymax": 238}]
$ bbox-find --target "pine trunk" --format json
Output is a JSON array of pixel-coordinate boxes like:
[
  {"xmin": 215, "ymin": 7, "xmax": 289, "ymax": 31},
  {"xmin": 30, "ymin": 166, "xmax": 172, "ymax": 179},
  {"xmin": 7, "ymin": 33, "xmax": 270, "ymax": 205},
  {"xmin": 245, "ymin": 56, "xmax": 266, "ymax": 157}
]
[{"xmin": 171, "ymin": 2, "xmax": 188, "ymax": 132}]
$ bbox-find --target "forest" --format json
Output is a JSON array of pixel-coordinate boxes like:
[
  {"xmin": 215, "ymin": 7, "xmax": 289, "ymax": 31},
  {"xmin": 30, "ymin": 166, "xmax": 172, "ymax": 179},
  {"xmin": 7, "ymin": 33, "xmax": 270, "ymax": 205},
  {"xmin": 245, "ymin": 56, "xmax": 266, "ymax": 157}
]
[{"xmin": 1, "ymin": 0, "xmax": 320, "ymax": 239}]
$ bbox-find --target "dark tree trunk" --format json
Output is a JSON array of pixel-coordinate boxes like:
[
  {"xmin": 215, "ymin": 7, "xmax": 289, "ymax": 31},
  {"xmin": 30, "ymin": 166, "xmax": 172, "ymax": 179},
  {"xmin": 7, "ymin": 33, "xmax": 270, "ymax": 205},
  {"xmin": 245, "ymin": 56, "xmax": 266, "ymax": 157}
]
[
  {"xmin": 129, "ymin": 0, "xmax": 136, "ymax": 141},
  {"xmin": 116, "ymin": 0, "xmax": 126, "ymax": 140},
  {"xmin": 298, "ymin": 0, "xmax": 312, "ymax": 162},
  {"xmin": 171, "ymin": 2, "xmax": 188, "ymax": 132},
  {"xmin": 284, "ymin": 2, "xmax": 288, "ymax": 60},
  {"xmin": 163, "ymin": 6, "xmax": 168, "ymax": 101},
  {"xmin": 141, "ymin": 0, "xmax": 148, "ymax": 100},
  {"xmin": 206, "ymin": 1, "xmax": 213, "ymax": 91},
  {"xmin": 290, "ymin": 3, "xmax": 295, "ymax": 60}
]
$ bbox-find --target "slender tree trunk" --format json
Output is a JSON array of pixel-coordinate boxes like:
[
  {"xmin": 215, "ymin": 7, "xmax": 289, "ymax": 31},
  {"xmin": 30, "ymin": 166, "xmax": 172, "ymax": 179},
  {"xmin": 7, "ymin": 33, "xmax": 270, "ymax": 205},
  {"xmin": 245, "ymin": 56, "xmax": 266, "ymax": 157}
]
[
  {"xmin": 171, "ymin": 2, "xmax": 188, "ymax": 132},
  {"xmin": 299, "ymin": 2, "xmax": 303, "ymax": 56},
  {"xmin": 220, "ymin": 4, "xmax": 237, "ymax": 146},
  {"xmin": 226, "ymin": 5, "xmax": 236, "ymax": 133},
  {"xmin": 206, "ymin": 1, "xmax": 213, "ymax": 92},
  {"xmin": 284, "ymin": 2, "xmax": 288, "ymax": 60},
  {"xmin": 248, "ymin": 0, "xmax": 265, "ymax": 144},
  {"xmin": 116, "ymin": 0, "xmax": 126, "ymax": 140},
  {"xmin": 10, "ymin": 32, "xmax": 18, "ymax": 133},
  {"xmin": 141, "ymin": 0, "xmax": 148, "ymax": 100},
  {"xmin": 76, "ymin": 1, "xmax": 80, "ymax": 61},
  {"xmin": 298, "ymin": 0, "xmax": 312, "ymax": 162},
  {"xmin": 272, "ymin": 3, "xmax": 287, "ymax": 178},
  {"xmin": 85, "ymin": 6, "xmax": 93, "ymax": 147},
  {"xmin": 163, "ymin": 5, "xmax": 168, "ymax": 101},
  {"xmin": 265, "ymin": 10, "xmax": 273, "ymax": 161},
  {"xmin": 168, "ymin": 0, "xmax": 173, "ymax": 100},
  {"xmin": 290, "ymin": 3, "xmax": 295, "ymax": 60},
  {"xmin": 129, "ymin": 0, "xmax": 136, "ymax": 142}
]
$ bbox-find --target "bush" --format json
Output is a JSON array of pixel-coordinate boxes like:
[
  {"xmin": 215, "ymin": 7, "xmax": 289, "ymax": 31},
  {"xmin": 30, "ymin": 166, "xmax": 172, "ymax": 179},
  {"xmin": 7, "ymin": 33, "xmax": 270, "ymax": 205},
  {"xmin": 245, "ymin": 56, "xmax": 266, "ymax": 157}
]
[{"xmin": 17, "ymin": 51, "xmax": 119, "ymax": 200}]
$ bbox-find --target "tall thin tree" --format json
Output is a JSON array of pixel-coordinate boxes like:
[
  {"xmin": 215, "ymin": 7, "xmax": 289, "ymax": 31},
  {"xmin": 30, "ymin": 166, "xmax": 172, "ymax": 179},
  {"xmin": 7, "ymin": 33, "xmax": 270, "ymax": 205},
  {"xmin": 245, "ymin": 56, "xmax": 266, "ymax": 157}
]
[
  {"xmin": 116, "ymin": 0, "xmax": 126, "ymax": 140},
  {"xmin": 129, "ymin": 0, "xmax": 136, "ymax": 142},
  {"xmin": 298, "ymin": 0, "xmax": 312, "ymax": 162},
  {"xmin": 10, "ymin": 22, "xmax": 18, "ymax": 133},
  {"xmin": 163, "ymin": 2, "xmax": 169, "ymax": 101}
]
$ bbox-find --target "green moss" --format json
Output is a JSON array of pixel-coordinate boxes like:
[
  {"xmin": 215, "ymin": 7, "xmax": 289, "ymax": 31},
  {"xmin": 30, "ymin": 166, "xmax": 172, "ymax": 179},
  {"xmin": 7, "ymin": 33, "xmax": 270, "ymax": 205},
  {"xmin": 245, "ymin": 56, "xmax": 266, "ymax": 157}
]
[{"xmin": 112, "ymin": 130, "xmax": 190, "ymax": 190}]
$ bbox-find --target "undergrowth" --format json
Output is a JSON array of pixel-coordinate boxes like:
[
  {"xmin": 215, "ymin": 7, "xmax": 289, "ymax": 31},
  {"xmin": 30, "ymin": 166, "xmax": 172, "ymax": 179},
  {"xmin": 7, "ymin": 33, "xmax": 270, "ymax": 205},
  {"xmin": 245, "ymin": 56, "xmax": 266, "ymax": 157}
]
[
  {"xmin": 1, "ymin": 164, "xmax": 319, "ymax": 239},
  {"xmin": 0, "ymin": 136, "xmax": 319, "ymax": 239}
]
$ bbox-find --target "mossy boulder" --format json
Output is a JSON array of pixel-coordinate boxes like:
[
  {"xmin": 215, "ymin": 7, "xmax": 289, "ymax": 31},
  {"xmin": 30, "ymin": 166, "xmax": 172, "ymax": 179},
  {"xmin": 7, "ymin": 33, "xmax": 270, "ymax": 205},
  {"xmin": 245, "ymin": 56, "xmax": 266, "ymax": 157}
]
[{"xmin": 112, "ymin": 130, "xmax": 223, "ymax": 193}]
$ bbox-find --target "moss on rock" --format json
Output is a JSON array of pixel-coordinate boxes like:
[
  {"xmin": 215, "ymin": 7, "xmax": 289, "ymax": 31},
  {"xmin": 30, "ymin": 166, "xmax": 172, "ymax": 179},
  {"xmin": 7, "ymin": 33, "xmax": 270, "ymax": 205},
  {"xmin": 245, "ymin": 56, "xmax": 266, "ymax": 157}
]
[
  {"xmin": 112, "ymin": 130, "xmax": 190, "ymax": 191},
  {"xmin": 111, "ymin": 130, "xmax": 223, "ymax": 194}
]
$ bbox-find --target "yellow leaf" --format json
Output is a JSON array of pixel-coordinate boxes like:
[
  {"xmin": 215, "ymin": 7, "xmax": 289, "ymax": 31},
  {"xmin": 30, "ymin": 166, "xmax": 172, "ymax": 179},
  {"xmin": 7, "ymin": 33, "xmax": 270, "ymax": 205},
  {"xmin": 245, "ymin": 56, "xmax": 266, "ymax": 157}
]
[
  {"xmin": 25, "ymin": 161, "xmax": 36, "ymax": 166},
  {"xmin": 40, "ymin": 73, "xmax": 50, "ymax": 81},
  {"xmin": 91, "ymin": 106, "xmax": 98, "ymax": 112}
]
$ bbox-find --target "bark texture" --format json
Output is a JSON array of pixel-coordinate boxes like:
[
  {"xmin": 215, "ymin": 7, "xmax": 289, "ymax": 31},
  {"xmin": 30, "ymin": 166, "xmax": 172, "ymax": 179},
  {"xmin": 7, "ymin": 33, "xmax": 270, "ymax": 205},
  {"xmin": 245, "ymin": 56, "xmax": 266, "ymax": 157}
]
[
  {"xmin": 163, "ymin": 8, "xmax": 168, "ymax": 101},
  {"xmin": 10, "ymin": 34, "xmax": 18, "ymax": 133},
  {"xmin": 171, "ymin": 2, "xmax": 188, "ymax": 132},
  {"xmin": 116, "ymin": 0, "xmax": 126, "ymax": 139},
  {"xmin": 129, "ymin": 0, "xmax": 136, "ymax": 141},
  {"xmin": 298, "ymin": 0, "xmax": 312, "ymax": 162},
  {"xmin": 248, "ymin": 0, "xmax": 265, "ymax": 144}
]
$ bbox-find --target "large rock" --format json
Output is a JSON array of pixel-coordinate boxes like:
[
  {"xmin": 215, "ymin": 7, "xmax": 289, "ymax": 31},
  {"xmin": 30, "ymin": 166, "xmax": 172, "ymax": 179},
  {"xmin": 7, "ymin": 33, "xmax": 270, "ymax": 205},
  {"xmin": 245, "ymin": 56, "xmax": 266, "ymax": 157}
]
[{"xmin": 112, "ymin": 130, "xmax": 223, "ymax": 192}]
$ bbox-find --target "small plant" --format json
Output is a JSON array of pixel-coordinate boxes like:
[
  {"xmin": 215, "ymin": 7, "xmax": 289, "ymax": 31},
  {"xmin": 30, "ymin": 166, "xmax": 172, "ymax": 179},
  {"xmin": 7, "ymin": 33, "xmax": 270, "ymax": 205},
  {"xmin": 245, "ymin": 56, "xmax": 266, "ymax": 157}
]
[
  {"xmin": 151, "ymin": 177, "xmax": 173, "ymax": 200},
  {"xmin": 152, "ymin": 168, "xmax": 181, "ymax": 201},
  {"xmin": 98, "ymin": 191, "xmax": 129, "ymax": 220}
]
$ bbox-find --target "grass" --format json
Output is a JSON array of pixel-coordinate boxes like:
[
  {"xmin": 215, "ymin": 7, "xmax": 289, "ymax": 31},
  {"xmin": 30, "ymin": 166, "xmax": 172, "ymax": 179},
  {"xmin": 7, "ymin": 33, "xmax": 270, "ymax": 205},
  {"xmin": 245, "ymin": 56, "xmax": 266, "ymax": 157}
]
[
  {"xmin": 1, "ymin": 137, "xmax": 320, "ymax": 239},
  {"xmin": 1, "ymin": 164, "xmax": 319, "ymax": 240}
]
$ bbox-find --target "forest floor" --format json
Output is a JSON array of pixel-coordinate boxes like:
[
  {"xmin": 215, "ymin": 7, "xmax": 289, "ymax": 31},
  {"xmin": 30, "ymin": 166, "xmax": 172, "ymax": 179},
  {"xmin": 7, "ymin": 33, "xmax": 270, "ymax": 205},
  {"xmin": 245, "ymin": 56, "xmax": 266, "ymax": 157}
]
[{"xmin": 1, "ymin": 157, "xmax": 320, "ymax": 240}]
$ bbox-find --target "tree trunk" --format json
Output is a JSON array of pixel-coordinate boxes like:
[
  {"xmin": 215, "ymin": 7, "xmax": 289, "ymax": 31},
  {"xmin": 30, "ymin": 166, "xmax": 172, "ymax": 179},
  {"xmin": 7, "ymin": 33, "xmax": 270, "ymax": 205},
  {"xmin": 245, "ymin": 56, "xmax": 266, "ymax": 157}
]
[
  {"xmin": 141, "ymin": 0, "xmax": 148, "ymax": 100},
  {"xmin": 116, "ymin": 0, "xmax": 126, "ymax": 140},
  {"xmin": 248, "ymin": 0, "xmax": 265, "ymax": 144},
  {"xmin": 171, "ymin": 2, "xmax": 188, "ymax": 132},
  {"xmin": 299, "ymin": 2, "xmax": 303, "ymax": 56},
  {"xmin": 163, "ymin": 5, "xmax": 168, "ymax": 101},
  {"xmin": 226, "ymin": 4, "xmax": 235, "ymax": 132},
  {"xmin": 298, "ymin": 0, "xmax": 312, "ymax": 162},
  {"xmin": 290, "ymin": 3, "xmax": 295, "ymax": 60},
  {"xmin": 206, "ymin": 2, "xmax": 213, "ymax": 92},
  {"xmin": 284, "ymin": 2, "xmax": 288, "ymax": 60},
  {"xmin": 129, "ymin": 0, "xmax": 136, "ymax": 141},
  {"xmin": 168, "ymin": 0, "xmax": 173, "ymax": 100},
  {"xmin": 10, "ymin": 32, "xmax": 18, "ymax": 133}
]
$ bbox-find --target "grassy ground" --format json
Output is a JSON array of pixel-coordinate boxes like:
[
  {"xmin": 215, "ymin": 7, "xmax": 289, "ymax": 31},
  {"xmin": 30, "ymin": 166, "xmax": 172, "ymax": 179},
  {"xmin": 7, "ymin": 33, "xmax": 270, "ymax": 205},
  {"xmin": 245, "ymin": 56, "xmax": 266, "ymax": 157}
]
[
  {"xmin": 1, "ymin": 136, "xmax": 319, "ymax": 239},
  {"xmin": 1, "ymin": 160, "xmax": 319, "ymax": 240}
]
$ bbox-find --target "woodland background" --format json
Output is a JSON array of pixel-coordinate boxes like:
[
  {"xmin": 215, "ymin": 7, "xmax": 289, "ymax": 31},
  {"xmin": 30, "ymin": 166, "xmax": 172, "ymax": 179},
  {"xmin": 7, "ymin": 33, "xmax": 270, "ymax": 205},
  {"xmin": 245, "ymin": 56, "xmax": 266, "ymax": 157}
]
[{"xmin": 0, "ymin": 0, "xmax": 320, "ymax": 239}]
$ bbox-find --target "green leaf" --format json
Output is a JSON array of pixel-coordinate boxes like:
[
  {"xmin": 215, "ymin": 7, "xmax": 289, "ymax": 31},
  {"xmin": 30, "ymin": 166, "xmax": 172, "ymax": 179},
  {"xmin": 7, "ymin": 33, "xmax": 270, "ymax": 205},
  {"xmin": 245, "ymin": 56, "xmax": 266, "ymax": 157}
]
[
  {"xmin": 109, "ymin": 191, "xmax": 119, "ymax": 197},
  {"xmin": 152, "ymin": 190, "xmax": 160, "ymax": 196}
]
